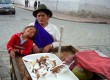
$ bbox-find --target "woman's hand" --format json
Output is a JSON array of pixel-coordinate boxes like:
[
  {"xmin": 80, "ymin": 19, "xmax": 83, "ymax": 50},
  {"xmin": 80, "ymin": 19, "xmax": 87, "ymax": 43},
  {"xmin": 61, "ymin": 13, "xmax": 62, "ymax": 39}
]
[
  {"xmin": 42, "ymin": 44, "xmax": 53, "ymax": 53},
  {"xmin": 10, "ymin": 50, "xmax": 15, "ymax": 58},
  {"xmin": 32, "ymin": 45, "xmax": 39, "ymax": 53}
]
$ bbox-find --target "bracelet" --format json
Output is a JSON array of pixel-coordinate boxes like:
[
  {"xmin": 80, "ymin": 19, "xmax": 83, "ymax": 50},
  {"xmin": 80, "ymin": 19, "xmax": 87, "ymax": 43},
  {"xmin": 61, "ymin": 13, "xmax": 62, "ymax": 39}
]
[{"xmin": 50, "ymin": 44, "xmax": 53, "ymax": 49}]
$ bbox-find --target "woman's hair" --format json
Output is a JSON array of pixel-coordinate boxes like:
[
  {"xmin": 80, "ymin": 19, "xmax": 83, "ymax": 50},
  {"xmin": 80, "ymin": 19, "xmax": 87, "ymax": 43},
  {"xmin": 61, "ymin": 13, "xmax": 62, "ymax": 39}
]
[{"xmin": 23, "ymin": 25, "xmax": 37, "ymax": 39}]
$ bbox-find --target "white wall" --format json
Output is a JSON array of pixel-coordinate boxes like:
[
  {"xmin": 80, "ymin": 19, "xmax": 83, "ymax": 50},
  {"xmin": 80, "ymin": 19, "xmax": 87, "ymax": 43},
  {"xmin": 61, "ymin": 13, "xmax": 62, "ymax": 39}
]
[
  {"xmin": 14, "ymin": 0, "xmax": 110, "ymax": 18},
  {"xmin": 78, "ymin": 0, "xmax": 110, "ymax": 18}
]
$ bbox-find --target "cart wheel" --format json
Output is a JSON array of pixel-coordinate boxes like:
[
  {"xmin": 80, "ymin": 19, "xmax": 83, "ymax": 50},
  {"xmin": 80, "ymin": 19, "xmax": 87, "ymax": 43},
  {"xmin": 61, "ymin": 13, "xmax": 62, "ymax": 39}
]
[
  {"xmin": 10, "ymin": 67, "xmax": 16, "ymax": 80},
  {"xmin": 10, "ymin": 64, "xmax": 14, "ymax": 80}
]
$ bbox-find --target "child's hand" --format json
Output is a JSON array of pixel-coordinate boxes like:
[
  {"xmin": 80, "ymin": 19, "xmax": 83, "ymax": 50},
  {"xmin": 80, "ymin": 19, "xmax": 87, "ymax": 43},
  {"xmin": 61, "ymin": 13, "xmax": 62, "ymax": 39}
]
[
  {"xmin": 32, "ymin": 45, "xmax": 39, "ymax": 53},
  {"xmin": 13, "ymin": 49, "xmax": 19, "ymax": 52},
  {"xmin": 42, "ymin": 44, "xmax": 52, "ymax": 53},
  {"xmin": 10, "ymin": 50, "xmax": 15, "ymax": 58}
]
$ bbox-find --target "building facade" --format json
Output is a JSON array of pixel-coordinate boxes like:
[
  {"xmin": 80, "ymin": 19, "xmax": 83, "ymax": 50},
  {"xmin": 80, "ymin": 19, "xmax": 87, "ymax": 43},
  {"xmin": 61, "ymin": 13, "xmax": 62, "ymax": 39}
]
[{"xmin": 14, "ymin": 0, "xmax": 110, "ymax": 18}]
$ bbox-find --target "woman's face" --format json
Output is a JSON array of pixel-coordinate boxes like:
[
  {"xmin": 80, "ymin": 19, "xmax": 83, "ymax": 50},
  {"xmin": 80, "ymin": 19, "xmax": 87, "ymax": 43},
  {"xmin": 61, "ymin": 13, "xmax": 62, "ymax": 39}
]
[{"xmin": 36, "ymin": 11, "xmax": 49, "ymax": 27}]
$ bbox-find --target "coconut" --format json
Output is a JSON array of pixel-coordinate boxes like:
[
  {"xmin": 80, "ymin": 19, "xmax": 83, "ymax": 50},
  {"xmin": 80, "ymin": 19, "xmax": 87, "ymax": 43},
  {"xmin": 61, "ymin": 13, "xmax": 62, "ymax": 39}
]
[{"xmin": 72, "ymin": 66, "xmax": 93, "ymax": 80}]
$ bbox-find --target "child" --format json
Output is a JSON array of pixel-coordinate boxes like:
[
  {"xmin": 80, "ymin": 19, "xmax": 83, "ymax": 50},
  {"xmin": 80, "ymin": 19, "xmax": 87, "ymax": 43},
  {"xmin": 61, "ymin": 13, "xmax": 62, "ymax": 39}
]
[{"xmin": 7, "ymin": 25, "xmax": 37, "ymax": 58}]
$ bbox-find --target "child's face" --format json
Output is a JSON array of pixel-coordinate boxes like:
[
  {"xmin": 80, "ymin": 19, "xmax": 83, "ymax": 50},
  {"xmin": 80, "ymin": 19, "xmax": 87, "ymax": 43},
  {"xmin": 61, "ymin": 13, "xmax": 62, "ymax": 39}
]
[{"xmin": 24, "ymin": 27, "xmax": 36, "ymax": 39}]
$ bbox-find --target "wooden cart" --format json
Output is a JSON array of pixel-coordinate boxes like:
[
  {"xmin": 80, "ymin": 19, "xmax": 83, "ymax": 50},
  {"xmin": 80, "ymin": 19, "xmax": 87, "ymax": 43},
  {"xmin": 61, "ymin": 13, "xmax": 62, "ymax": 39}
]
[
  {"xmin": 10, "ymin": 45, "xmax": 106, "ymax": 80},
  {"xmin": 10, "ymin": 45, "xmax": 78, "ymax": 80}
]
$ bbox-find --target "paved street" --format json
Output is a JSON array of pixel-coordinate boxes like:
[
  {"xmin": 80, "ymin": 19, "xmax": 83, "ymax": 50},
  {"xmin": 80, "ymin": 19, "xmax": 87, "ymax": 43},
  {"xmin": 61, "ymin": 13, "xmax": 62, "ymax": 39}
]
[
  {"xmin": 0, "ymin": 5, "xmax": 110, "ymax": 79},
  {"xmin": 0, "ymin": 51, "xmax": 11, "ymax": 80}
]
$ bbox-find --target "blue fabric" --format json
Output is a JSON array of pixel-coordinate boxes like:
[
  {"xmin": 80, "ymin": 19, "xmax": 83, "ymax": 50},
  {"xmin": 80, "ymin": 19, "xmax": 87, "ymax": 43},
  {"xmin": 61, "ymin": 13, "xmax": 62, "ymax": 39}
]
[{"xmin": 33, "ymin": 20, "xmax": 54, "ymax": 48}]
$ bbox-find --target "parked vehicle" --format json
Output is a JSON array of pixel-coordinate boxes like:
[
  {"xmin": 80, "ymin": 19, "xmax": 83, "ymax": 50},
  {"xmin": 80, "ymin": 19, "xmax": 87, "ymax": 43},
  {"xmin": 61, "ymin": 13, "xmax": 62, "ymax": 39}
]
[{"xmin": 0, "ymin": 0, "xmax": 15, "ymax": 14}]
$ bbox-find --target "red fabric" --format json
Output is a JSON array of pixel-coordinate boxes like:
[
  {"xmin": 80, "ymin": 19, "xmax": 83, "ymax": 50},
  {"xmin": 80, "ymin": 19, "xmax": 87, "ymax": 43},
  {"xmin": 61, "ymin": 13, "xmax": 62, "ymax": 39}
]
[
  {"xmin": 7, "ymin": 32, "xmax": 33, "ymax": 55},
  {"xmin": 75, "ymin": 50, "xmax": 110, "ymax": 80}
]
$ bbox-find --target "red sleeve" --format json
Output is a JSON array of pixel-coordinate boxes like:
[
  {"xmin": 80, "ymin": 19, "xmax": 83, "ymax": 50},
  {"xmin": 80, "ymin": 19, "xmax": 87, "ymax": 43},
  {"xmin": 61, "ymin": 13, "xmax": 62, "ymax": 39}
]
[
  {"xmin": 7, "ymin": 34, "xmax": 16, "ymax": 53},
  {"xmin": 19, "ymin": 40, "xmax": 33, "ymax": 55}
]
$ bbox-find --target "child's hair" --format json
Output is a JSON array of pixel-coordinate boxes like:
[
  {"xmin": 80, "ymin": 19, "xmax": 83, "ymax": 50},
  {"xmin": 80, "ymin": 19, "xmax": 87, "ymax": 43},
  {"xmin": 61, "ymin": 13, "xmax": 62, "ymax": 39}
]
[{"xmin": 23, "ymin": 25, "xmax": 37, "ymax": 39}]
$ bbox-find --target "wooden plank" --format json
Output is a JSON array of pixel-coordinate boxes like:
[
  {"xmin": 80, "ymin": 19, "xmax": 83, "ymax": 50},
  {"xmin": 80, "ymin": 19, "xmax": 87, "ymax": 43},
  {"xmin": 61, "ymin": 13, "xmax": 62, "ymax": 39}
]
[
  {"xmin": 15, "ymin": 57, "xmax": 32, "ymax": 80},
  {"xmin": 12, "ymin": 58, "xmax": 22, "ymax": 80}
]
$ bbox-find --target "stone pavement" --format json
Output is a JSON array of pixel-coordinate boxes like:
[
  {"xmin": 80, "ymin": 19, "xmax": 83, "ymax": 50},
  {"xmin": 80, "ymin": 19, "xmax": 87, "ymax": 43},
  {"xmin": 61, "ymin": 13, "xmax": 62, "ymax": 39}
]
[
  {"xmin": 0, "ymin": 51, "xmax": 11, "ymax": 80},
  {"xmin": 14, "ymin": 4, "xmax": 110, "ymax": 57},
  {"xmin": 76, "ymin": 45, "xmax": 110, "ymax": 57},
  {"xmin": 15, "ymin": 4, "xmax": 110, "ymax": 24}
]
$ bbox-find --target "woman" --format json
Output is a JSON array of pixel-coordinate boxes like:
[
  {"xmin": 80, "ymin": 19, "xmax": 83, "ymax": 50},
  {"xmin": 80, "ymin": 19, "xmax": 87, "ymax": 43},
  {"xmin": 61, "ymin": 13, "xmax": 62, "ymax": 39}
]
[{"xmin": 29, "ymin": 4, "xmax": 60, "ymax": 53}]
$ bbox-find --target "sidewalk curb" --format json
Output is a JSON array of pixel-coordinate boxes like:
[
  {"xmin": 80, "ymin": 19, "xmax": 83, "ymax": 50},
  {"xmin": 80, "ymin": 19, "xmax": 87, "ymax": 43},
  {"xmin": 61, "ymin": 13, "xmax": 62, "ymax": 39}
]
[
  {"xmin": 52, "ymin": 17, "xmax": 108, "ymax": 24},
  {"xmin": 15, "ymin": 4, "xmax": 109, "ymax": 24}
]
